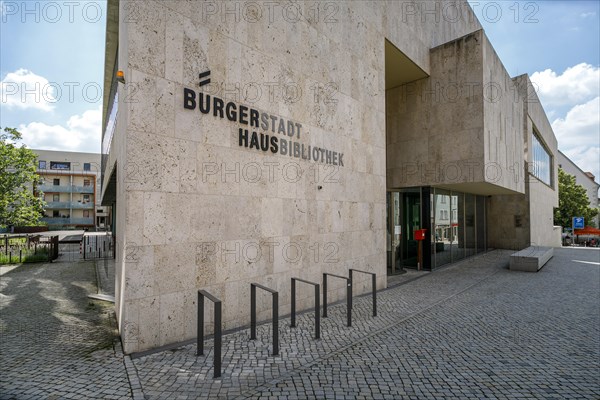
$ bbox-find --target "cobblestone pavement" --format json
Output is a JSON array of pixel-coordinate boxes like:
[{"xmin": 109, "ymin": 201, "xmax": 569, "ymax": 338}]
[
  {"xmin": 0, "ymin": 259, "xmax": 131, "ymax": 399},
  {"xmin": 132, "ymin": 248, "xmax": 600, "ymax": 399},
  {"xmin": 1, "ymin": 248, "xmax": 598, "ymax": 399}
]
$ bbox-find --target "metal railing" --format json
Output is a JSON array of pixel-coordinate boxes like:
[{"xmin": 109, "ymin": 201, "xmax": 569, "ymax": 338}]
[
  {"xmin": 349, "ymin": 269, "xmax": 377, "ymax": 317},
  {"xmin": 38, "ymin": 184, "xmax": 72, "ymax": 193},
  {"xmin": 40, "ymin": 217, "xmax": 94, "ymax": 225},
  {"xmin": 290, "ymin": 278, "xmax": 320, "ymax": 339},
  {"xmin": 323, "ymin": 273, "xmax": 352, "ymax": 327},
  {"xmin": 82, "ymin": 234, "xmax": 114, "ymax": 260},
  {"xmin": 45, "ymin": 201, "xmax": 94, "ymax": 209},
  {"xmin": 38, "ymin": 184, "xmax": 94, "ymax": 194},
  {"xmin": 250, "ymin": 283, "xmax": 279, "ymax": 356},
  {"xmin": 197, "ymin": 290, "xmax": 222, "ymax": 378}
]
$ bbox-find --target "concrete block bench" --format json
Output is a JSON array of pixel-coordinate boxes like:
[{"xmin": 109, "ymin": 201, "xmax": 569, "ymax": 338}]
[{"xmin": 510, "ymin": 246, "xmax": 553, "ymax": 272}]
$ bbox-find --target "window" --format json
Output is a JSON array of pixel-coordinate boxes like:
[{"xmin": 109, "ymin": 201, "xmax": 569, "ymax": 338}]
[
  {"xmin": 53, "ymin": 194, "xmax": 59, "ymax": 202},
  {"xmin": 53, "ymin": 178, "xmax": 60, "ymax": 186},
  {"xmin": 83, "ymin": 179, "xmax": 91, "ymax": 186},
  {"xmin": 83, "ymin": 210, "xmax": 90, "ymax": 218},
  {"xmin": 83, "ymin": 194, "xmax": 90, "ymax": 202},
  {"xmin": 52, "ymin": 210, "xmax": 59, "ymax": 217},
  {"xmin": 531, "ymin": 132, "xmax": 552, "ymax": 186},
  {"xmin": 97, "ymin": 209, "xmax": 104, "ymax": 213},
  {"xmin": 50, "ymin": 161, "xmax": 70, "ymax": 170},
  {"xmin": 39, "ymin": 160, "xmax": 47, "ymax": 169},
  {"xmin": 83, "ymin": 163, "xmax": 91, "ymax": 171}
]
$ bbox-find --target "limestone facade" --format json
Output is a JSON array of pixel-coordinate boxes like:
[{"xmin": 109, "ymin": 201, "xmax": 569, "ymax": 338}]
[{"xmin": 101, "ymin": 0, "xmax": 558, "ymax": 353}]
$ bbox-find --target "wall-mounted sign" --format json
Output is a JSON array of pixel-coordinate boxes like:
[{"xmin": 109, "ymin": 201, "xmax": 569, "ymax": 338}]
[{"xmin": 183, "ymin": 75, "xmax": 344, "ymax": 167}]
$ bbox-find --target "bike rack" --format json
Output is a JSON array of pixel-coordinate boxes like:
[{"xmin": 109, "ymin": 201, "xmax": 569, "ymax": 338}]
[
  {"xmin": 349, "ymin": 269, "xmax": 377, "ymax": 317},
  {"xmin": 197, "ymin": 290, "xmax": 222, "ymax": 378},
  {"xmin": 250, "ymin": 283, "xmax": 279, "ymax": 356},
  {"xmin": 290, "ymin": 278, "xmax": 320, "ymax": 339},
  {"xmin": 322, "ymin": 273, "xmax": 352, "ymax": 327}
]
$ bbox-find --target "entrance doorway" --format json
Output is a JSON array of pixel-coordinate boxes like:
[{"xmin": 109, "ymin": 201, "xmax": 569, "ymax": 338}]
[{"xmin": 387, "ymin": 189, "xmax": 422, "ymax": 274}]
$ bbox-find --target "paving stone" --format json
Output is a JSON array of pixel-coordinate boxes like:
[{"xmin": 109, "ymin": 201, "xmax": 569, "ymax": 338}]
[
  {"xmin": 131, "ymin": 248, "xmax": 600, "ymax": 399},
  {"xmin": 2, "ymin": 248, "xmax": 599, "ymax": 399},
  {"xmin": 0, "ymin": 259, "xmax": 131, "ymax": 399}
]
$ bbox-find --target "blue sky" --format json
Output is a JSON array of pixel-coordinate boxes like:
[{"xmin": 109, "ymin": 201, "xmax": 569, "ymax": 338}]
[
  {"xmin": 0, "ymin": 0, "xmax": 106, "ymax": 152},
  {"xmin": 1, "ymin": 0, "xmax": 599, "ymax": 181}
]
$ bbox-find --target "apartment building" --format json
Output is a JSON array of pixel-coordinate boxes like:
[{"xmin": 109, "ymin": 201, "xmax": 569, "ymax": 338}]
[{"xmin": 33, "ymin": 150, "xmax": 111, "ymax": 230}]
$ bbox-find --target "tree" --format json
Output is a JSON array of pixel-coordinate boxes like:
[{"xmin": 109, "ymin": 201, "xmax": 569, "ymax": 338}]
[
  {"xmin": 554, "ymin": 168, "xmax": 599, "ymax": 229},
  {"xmin": 0, "ymin": 127, "xmax": 46, "ymax": 228}
]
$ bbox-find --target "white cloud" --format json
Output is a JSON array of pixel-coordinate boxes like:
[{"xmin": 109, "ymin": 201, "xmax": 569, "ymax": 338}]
[
  {"xmin": 552, "ymin": 97, "xmax": 600, "ymax": 181},
  {"xmin": 563, "ymin": 146, "xmax": 600, "ymax": 183},
  {"xmin": 1, "ymin": 68, "xmax": 57, "ymax": 111},
  {"xmin": 18, "ymin": 106, "xmax": 102, "ymax": 153},
  {"xmin": 530, "ymin": 63, "xmax": 600, "ymax": 109},
  {"xmin": 552, "ymin": 97, "xmax": 600, "ymax": 147},
  {"xmin": 580, "ymin": 12, "xmax": 597, "ymax": 18}
]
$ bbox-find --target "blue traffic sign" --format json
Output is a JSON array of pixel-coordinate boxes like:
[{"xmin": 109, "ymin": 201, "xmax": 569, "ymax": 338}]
[{"xmin": 573, "ymin": 217, "xmax": 585, "ymax": 229}]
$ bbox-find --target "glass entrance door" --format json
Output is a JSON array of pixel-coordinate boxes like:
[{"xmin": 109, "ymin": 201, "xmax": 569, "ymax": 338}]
[
  {"xmin": 387, "ymin": 189, "xmax": 422, "ymax": 274},
  {"xmin": 400, "ymin": 190, "xmax": 421, "ymax": 268},
  {"xmin": 387, "ymin": 192, "xmax": 401, "ymax": 274}
]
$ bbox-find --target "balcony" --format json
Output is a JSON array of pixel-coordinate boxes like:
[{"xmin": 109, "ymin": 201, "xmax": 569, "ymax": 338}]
[
  {"xmin": 40, "ymin": 217, "xmax": 94, "ymax": 226},
  {"xmin": 72, "ymin": 185, "xmax": 94, "ymax": 194},
  {"xmin": 45, "ymin": 201, "xmax": 94, "ymax": 210},
  {"xmin": 38, "ymin": 184, "xmax": 94, "ymax": 194},
  {"xmin": 39, "ymin": 184, "xmax": 71, "ymax": 193}
]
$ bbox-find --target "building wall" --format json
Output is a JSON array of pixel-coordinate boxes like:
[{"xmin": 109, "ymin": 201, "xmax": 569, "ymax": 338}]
[
  {"xmin": 518, "ymin": 76, "xmax": 560, "ymax": 247},
  {"xmin": 481, "ymin": 34, "xmax": 525, "ymax": 194},
  {"xmin": 104, "ymin": 0, "xmax": 487, "ymax": 353},
  {"xmin": 486, "ymin": 76, "xmax": 560, "ymax": 249},
  {"xmin": 557, "ymin": 151, "xmax": 600, "ymax": 227},
  {"xmin": 387, "ymin": 31, "xmax": 487, "ymax": 189},
  {"xmin": 386, "ymin": 29, "xmax": 526, "ymax": 195}
]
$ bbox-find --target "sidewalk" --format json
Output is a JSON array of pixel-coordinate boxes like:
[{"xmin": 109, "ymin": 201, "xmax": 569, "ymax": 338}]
[
  {"xmin": 1, "ymin": 248, "xmax": 598, "ymax": 399},
  {"xmin": 131, "ymin": 248, "xmax": 599, "ymax": 399},
  {"xmin": 0, "ymin": 259, "xmax": 131, "ymax": 400}
]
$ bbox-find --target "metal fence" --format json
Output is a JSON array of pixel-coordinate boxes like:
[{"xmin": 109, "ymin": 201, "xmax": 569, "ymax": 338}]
[{"xmin": 0, "ymin": 234, "xmax": 59, "ymax": 264}]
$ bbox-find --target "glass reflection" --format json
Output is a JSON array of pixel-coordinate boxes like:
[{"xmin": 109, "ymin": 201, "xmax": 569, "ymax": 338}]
[
  {"xmin": 433, "ymin": 189, "xmax": 452, "ymax": 267},
  {"xmin": 465, "ymin": 194, "xmax": 476, "ymax": 258},
  {"xmin": 451, "ymin": 192, "xmax": 465, "ymax": 262},
  {"xmin": 432, "ymin": 189, "xmax": 487, "ymax": 267}
]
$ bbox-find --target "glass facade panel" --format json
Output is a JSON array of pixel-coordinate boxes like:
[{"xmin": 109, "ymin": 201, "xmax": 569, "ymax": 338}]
[
  {"xmin": 532, "ymin": 133, "xmax": 552, "ymax": 186},
  {"xmin": 422, "ymin": 188, "xmax": 488, "ymax": 269},
  {"xmin": 464, "ymin": 194, "xmax": 476, "ymax": 258},
  {"xmin": 433, "ymin": 189, "xmax": 452, "ymax": 267},
  {"xmin": 387, "ymin": 192, "xmax": 401, "ymax": 273},
  {"xmin": 451, "ymin": 192, "xmax": 465, "ymax": 262}
]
